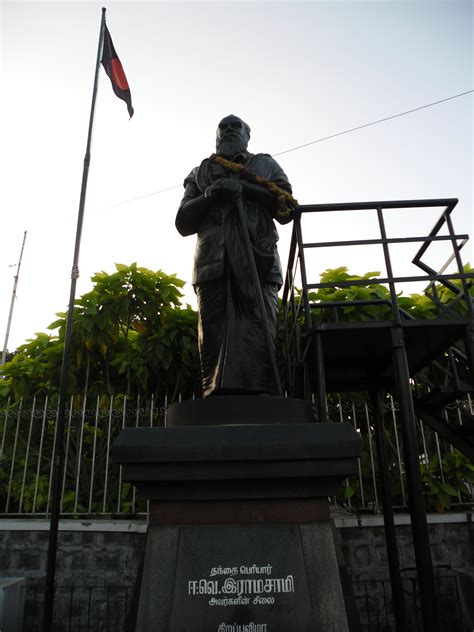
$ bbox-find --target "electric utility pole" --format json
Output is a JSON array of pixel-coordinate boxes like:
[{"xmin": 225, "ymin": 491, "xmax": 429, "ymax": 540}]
[{"xmin": 1, "ymin": 230, "xmax": 27, "ymax": 365}]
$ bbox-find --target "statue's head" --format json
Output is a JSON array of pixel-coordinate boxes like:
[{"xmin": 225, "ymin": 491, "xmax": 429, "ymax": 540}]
[{"xmin": 216, "ymin": 115, "xmax": 251, "ymax": 158}]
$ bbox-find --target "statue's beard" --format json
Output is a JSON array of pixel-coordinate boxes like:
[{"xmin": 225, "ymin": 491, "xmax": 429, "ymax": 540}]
[{"xmin": 216, "ymin": 136, "xmax": 248, "ymax": 159}]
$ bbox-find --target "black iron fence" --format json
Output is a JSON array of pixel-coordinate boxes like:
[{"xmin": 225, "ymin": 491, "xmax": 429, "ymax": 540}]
[
  {"xmin": 1, "ymin": 393, "xmax": 473, "ymax": 518},
  {"xmin": 23, "ymin": 584, "xmax": 132, "ymax": 632},
  {"xmin": 351, "ymin": 570, "xmax": 465, "ymax": 631},
  {"xmin": 20, "ymin": 571, "xmax": 467, "ymax": 632}
]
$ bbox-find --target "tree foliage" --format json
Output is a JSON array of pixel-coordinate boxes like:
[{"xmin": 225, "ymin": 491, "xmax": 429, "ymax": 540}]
[
  {"xmin": 2, "ymin": 262, "xmax": 472, "ymax": 404},
  {"xmin": 308, "ymin": 264, "xmax": 474, "ymax": 322},
  {"xmin": 1, "ymin": 263, "xmax": 472, "ymax": 516},
  {"xmin": 0, "ymin": 263, "xmax": 200, "ymax": 404}
]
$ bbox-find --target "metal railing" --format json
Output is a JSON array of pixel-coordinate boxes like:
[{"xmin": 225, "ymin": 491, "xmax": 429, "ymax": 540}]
[
  {"xmin": 351, "ymin": 570, "xmax": 464, "ymax": 631},
  {"xmin": 23, "ymin": 584, "xmax": 131, "ymax": 632},
  {"xmin": 281, "ymin": 198, "xmax": 473, "ymax": 405},
  {"xmin": 1, "ymin": 393, "xmax": 472, "ymax": 518},
  {"xmin": 279, "ymin": 198, "xmax": 474, "ymax": 632}
]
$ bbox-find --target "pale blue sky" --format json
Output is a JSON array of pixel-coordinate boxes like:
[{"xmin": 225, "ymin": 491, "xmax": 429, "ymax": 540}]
[{"xmin": 1, "ymin": 0, "xmax": 472, "ymax": 350}]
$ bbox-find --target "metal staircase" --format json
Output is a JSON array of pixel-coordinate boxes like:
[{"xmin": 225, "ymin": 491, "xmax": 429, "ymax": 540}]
[
  {"xmin": 412, "ymin": 344, "xmax": 474, "ymax": 461},
  {"xmin": 281, "ymin": 197, "xmax": 474, "ymax": 632}
]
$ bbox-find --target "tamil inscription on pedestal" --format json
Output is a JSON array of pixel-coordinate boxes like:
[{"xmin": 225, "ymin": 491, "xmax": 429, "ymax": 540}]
[{"xmin": 170, "ymin": 527, "xmax": 314, "ymax": 632}]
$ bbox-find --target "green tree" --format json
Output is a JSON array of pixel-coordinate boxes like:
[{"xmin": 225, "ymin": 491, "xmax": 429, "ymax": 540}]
[
  {"xmin": 0, "ymin": 264, "xmax": 201, "ymax": 515},
  {"xmin": 0, "ymin": 263, "xmax": 200, "ymax": 404},
  {"xmin": 307, "ymin": 264, "xmax": 473, "ymax": 322},
  {"xmin": 1, "ymin": 263, "xmax": 472, "ymax": 516}
]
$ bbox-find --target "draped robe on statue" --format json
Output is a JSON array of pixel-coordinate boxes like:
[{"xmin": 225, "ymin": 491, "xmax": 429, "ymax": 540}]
[{"xmin": 176, "ymin": 152, "xmax": 293, "ymax": 397}]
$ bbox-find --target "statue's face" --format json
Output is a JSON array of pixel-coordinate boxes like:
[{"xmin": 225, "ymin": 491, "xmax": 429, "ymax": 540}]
[{"xmin": 216, "ymin": 115, "xmax": 250, "ymax": 158}]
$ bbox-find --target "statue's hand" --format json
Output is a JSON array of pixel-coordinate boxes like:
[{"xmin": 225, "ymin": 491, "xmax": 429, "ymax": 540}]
[{"xmin": 205, "ymin": 178, "xmax": 242, "ymax": 200}]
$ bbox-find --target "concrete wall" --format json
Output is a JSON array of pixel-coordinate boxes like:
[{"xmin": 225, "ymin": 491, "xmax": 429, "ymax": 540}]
[
  {"xmin": 334, "ymin": 512, "xmax": 474, "ymax": 579},
  {"xmin": 334, "ymin": 513, "xmax": 474, "ymax": 630},
  {"xmin": 0, "ymin": 523, "xmax": 146, "ymax": 589},
  {"xmin": 0, "ymin": 521, "xmax": 146, "ymax": 631},
  {"xmin": 0, "ymin": 513, "xmax": 472, "ymax": 630}
]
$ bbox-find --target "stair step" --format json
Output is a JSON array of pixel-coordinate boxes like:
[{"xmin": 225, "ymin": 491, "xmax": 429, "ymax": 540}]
[
  {"xmin": 415, "ymin": 404, "xmax": 474, "ymax": 461},
  {"xmin": 416, "ymin": 384, "xmax": 473, "ymax": 410}
]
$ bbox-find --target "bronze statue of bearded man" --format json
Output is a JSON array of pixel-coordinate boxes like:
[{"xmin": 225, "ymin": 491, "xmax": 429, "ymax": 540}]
[{"xmin": 176, "ymin": 115, "xmax": 295, "ymax": 397}]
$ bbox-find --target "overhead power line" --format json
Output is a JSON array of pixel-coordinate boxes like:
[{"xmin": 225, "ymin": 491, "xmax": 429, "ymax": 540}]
[
  {"xmin": 95, "ymin": 184, "xmax": 182, "ymax": 212},
  {"xmin": 94, "ymin": 89, "xmax": 473, "ymax": 213},
  {"xmin": 272, "ymin": 89, "xmax": 473, "ymax": 157}
]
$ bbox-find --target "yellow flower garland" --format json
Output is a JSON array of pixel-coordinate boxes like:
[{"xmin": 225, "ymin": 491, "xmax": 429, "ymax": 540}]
[{"xmin": 210, "ymin": 154, "xmax": 298, "ymax": 218}]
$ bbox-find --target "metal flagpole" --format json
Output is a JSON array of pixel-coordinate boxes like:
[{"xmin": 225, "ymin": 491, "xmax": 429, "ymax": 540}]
[
  {"xmin": 41, "ymin": 8, "xmax": 107, "ymax": 631},
  {"xmin": 1, "ymin": 230, "xmax": 27, "ymax": 366}
]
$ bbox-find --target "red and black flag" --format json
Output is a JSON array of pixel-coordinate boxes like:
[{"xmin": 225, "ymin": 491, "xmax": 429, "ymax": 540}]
[{"xmin": 101, "ymin": 24, "xmax": 134, "ymax": 118}]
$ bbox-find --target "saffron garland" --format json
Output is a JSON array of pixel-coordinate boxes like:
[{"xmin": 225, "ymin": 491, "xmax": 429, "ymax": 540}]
[{"xmin": 210, "ymin": 154, "xmax": 298, "ymax": 218}]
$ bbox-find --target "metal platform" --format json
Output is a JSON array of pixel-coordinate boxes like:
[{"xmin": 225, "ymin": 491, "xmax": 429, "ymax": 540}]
[{"xmin": 315, "ymin": 318, "xmax": 470, "ymax": 392}]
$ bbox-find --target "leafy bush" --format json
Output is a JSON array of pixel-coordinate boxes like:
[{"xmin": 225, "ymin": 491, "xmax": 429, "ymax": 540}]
[
  {"xmin": 0, "ymin": 263, "xmax": 200, "ymax": 404},
  {"xmin": 1, "ymin": 263, "xmax": 472, "ymax": 516}
]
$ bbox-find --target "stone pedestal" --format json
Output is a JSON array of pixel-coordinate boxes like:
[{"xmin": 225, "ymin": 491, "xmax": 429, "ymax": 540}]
[{"xmin": 111, "ymin": 396, "xmax": 362, "ymax": 632}]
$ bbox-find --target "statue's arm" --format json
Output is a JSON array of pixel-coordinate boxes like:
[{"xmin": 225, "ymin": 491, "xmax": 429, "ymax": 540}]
[
  {"xmin": 267, "ymin": 158, "xmax": 294, "ymax": 226},
  {"xmin": 175, "ymin": 179, "xmax": 211, "ymax": 237},
  {"xmin": 241, "ymin": 156, "xmax": 295, "ymax": 225},
  {"xmin": 241, "ymin": 181, "xmax": 276, "ymax": 207}
]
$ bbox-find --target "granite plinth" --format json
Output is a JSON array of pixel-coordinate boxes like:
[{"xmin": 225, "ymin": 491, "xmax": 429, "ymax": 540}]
[
  {"xmin": 111, "ymin": 422, "xmax": 361, "ymax": 500},
  {"xmin": 166, "ymin": 395, "xmax": 316, "ymax": 426},
  {"xmin": 111, "ymin": 397, "xmax": 360, "ymax": 631},
  {"xmin": 136, "ymin": 524, "xmax": 349, "ymax": 632}
]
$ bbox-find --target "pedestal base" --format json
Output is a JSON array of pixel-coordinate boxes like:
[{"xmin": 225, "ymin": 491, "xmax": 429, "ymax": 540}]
[
  {"xmin": 136, "ymin": 522, "xmax": 348, "ymax": 632},
  {"xmin": 112, "ymin": 398, "xmax": 361, "ymax": 631}
]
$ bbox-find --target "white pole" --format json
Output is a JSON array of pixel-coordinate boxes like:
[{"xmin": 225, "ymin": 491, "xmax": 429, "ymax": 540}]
[{"xmin": 1, "ymin": 230, "xmax": 27, "ymax": 365}]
